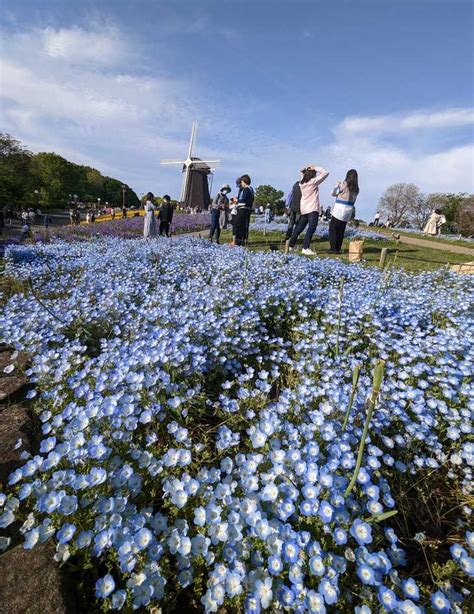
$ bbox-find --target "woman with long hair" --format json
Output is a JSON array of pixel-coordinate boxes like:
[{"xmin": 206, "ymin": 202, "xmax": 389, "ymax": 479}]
[
  {"xmin": 288, "ymin": 165, "xmax": 329, "ymax": 255},
  {"xmin": 143, "ymin": 192, "xmax": 157, "ymax": 239},
  {"xmin": 329, "ymin": 169, "xmax": 359, "ymax": 253},
  {"xmin": 234, "ymin": 175, "xmax": 254, "ymax": 246}
]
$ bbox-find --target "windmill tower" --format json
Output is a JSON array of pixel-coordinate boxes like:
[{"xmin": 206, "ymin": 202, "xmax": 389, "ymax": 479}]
[{"xmin": 160, "ymin": 122, "xmax": 221, "ymax": 209}]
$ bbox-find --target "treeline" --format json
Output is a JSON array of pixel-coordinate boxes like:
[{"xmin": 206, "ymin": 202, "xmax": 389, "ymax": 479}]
[
  {"xmin": 0, "ymin": 133, "xmax": 140, "ymax": 209},
  {"xmin": 378, "ymin": 183, "xmax": 473, "ymax": 236}
]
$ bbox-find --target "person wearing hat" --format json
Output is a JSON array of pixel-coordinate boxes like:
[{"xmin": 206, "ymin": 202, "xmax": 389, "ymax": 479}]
[
  {"xmin": 159, "ymin": 195, "xmax": 174, "ymax": 237},
  {"xmin": 209, "ymin": 184, "xmax": 231, "ymax": 243},
  {"xmin": 234, "ymin": 175, "xmax": 254, "ymax": 246}
]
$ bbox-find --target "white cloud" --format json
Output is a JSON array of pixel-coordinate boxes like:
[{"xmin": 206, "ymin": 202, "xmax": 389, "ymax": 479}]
[
  {"xmin": 42, "ymin": 25, "xmax": 126, "ymax": 66},
  {"xmin": 338, "ymin": 108, "xmax": 474, "ymax": 135}
]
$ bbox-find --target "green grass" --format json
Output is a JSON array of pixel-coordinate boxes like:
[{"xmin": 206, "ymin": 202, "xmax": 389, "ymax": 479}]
[
  {"xmin": 363, "ymin": 226, "xmax": 474, "ymax": 248},
  {"xmin": 218, "ymin": 229, "xmax": 473, "ymax": 273}
]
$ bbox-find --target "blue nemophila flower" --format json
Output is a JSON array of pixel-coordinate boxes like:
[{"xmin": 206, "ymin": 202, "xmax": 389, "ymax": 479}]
[
  {"xmin": 244, "ymin": 594, "xmax": 261, "ymax": 614},
  {"xmin": 431, "ymin": 590, "xmax": 451, "ymax": 613},
  {"xmin": 95, "ymin": 574, "xmax": 116, "ymax": 598},
  {"xmin": 56, "ymin": 523, "xmax": 76, "ymax": 544},
  {"xmin": 397, "ymin": 599, "xmax": 422, "ymax": 614},
  {"xmin": 254, "ymin": 577, "xmax": 273, "ymax": 609},
  {"xmin": 278, "ymin": 585, "xmax": 295, "ymax": 607},
  {"xmin": 378, "ymin": 585, "xmax": 398, "ymax": 611},
  {"xmin": 357, "ymin": 564, "xmax": 377, "ymax": 586},
  {"xmin": 350, "ymin": 519, "xmax": 373, "ymax": 545},
  {"xmin": 306, "ymin": 590, "xmax": 327, "ymax": 613},
  {"xmin": 268, "ymin": 554, "xmax": 283, "ymax": 575},
  {"xmin": 309, "ymin": 556, "xmax": 325, "ymax": 576},
  {"xmin": 111, "ymin": 590, "xmax": 127, "ymax": 610},
  {"xmin": 402, "ymin": 578, "xmax": 420, "ymax": 600},
  {"xmin": 318, "ymin": 578, "xmax": 338, "ymax": 605},
  {"xmin": 282, "ymin": 540, "xmax": 300, "ymax": 563},
  {"xmin": 450, "ymin": 543, "xmax": 467, "ymax": 561},
  {"xmin": 458, "ymin": 555, "xmax": 474, "ymax": 577}
]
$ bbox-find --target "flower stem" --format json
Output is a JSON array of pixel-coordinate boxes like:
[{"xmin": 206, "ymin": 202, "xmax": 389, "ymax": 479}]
[
  {"xmin": 335, "ymin": 277, "xmax": 345, "ymax": 356},
  {"xmin": 342, "ymin": 363, "xmax": 361, "ymax": 432},
  {"xmin": 345, "ymin": 360, "xmax": 385, "ymax": 498}
]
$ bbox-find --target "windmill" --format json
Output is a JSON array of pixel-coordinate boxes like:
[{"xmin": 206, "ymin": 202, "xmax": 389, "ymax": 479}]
[{"xmin": 160, "ymin": 122, "xmax": 221, "ymax": 209}]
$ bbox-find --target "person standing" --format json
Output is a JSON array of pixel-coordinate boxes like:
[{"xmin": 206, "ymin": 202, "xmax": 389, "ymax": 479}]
[
  {"xmin": 159, "ymin": 195, "xmax": 174, "ymax": 237},
  {"xmin": 373, "ymin": 210, "xmax": 380, "ymax": 226},
  {"xmin": 285, "ymin": 179, "xmax": 302, "ymax": 240},
  {"xmin": 143, "ymin": 192, "xmax": 157, "ymax": 239},
  {"xmin": 328, "ymin": 169, "xmax": 360, "ymax": 254},
  {"xmin": 5, "ymin": 206, "xmax": 13, "ymax": 227},
  {"xmin": 43, "ymin": 213, "xmax": 51, "ymax": 229},
  {"xmin": 209, "ymin": 184, "xmax": 231, "ymax": 243},
  {"xmin": 288, "ymin": 165, "xmax": 329, "ymax": 255},
  {"xmin": 265, "ymin": 203, "xmax": 272, "ymax": 224},
  {"xmin": 423, "ymin": 209, "xmax": 446, "ymax": 236},
  {"xmin": 219, "ymin": 195, "xmax": 230, "ymax": 229},
  {"xmin": 234, "ymin": 175, "xmax": 254, "ymax": 246},
  {"xmin": 122, "ymin": 204, "xmax": 127, "ymax": 219}
]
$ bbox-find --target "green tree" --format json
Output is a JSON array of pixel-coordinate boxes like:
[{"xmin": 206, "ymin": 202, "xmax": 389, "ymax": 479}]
[
  {"xmin": 31, "ymin": 153, "xmax": 78, "ymax": 208},
  {"xmin": 423, "ymin": 193, "xmax": 468, "ymax": 227},
  {"xmin": 1, "ymin": 134, "xmax": 141, "ymax": 210},
  {"xmin": 0, "ymin": 133, "xmax": 34, "ymax": 208},
  {"xmin": 254, "ymin": 184, "xmax": 284, "ymax": 209},
  {"xmin": 457, "ymin": 195, "xmax": 474, "ymax": 236}
]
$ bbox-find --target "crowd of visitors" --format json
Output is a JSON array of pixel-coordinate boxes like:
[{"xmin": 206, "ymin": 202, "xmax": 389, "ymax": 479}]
[{"xmin": 3, "ymin": 170, "xmax": 451, "ymax": 252}]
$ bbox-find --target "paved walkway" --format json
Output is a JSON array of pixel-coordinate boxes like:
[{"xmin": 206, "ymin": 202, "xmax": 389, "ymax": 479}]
[{"xmin": 370, "ymin": 228, "xmax": 474, "ymax": 256}]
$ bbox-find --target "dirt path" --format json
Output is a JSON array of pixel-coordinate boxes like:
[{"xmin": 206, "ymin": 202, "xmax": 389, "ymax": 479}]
[
  {"xmin": 371, "ymin": 228, "xmax": 474, "ymax": 256},
  {"xmin": 0, "ymin": 347, "xmax": 72, "ymax": 614}
]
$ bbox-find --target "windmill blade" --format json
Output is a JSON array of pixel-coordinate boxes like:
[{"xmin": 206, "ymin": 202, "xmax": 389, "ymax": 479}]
[
  {"xmin": 188, "ymin": 122, "xmax": 198, "ymax": 159},
  {"xmin": 160, "ymin": 159, "xmax": 185, "ymax": 165},
  {"xmin": 192, "ymin": 160, "xmax": 221, "ymax": 166},
  {"xmin": 181, "ymin": 165, "xmax": 190, "ymax": 202}
]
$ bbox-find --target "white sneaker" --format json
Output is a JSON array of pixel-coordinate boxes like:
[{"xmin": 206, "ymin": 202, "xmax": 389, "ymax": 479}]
[{"xmin": 301, "ymin": 248, "xmax": 316, "ymax": 256}]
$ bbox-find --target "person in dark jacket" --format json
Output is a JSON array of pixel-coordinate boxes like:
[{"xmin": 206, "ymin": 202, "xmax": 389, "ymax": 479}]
[
  {"xmin": 159, "ymin": 195, "xmax": 174, "ymax": 237},
  {"xmin": 285, "ymin": 180, "xmax": 302, "ymax": 240},
  {"xmin": 209, "ymin": 184, "xmax": 231, "ymax": 243},
  {"xmin": 234, "ymin": 175, "xmax": 254, "ymax": 246}
]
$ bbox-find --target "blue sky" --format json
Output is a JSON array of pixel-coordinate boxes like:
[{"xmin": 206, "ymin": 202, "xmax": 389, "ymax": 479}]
[{"xmin": 1, "ymin": 0, "xmax": 473, "ymax": 217}]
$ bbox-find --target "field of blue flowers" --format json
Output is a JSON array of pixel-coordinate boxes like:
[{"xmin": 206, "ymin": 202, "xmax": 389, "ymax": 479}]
[{"xmin": 0, "ymin": 236, "xmax": 473, "ymax": 613}]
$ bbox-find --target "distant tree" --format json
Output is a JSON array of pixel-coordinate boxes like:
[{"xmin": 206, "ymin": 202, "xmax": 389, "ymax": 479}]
[
  {"xmin": 0, "ymin": 134, "xmax": 140, "ymax": 209},
  {"xmin": 254, "ymin": 185, "xmax": 284, "ymax": 209},
  {"xmin": 378, "ymin": 183, "xmax": 422, "ymax": 227},
  {"xmin": 457, "ymin": 195, "xmax": 474, "ymax": 237},
  {"xmin": 409, "ymin": 193, "xmax": 433, "ymax": 229},
  {"xmin": 0, "ymin": 133, "xmax": 34, "ymax": 207},
  {"xmin": 273, "ymin": 199, "xmax": 286, "ymax": 215},
  {"xmin": 32, "ymin": 152, "xmax": 78, "ymax": 207},
  {"xmin": 420, "ymin": 192, "xmax": 468, "ymax": 228}
]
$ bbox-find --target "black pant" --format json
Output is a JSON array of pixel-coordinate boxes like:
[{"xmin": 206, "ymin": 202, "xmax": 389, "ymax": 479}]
[
  {"xmin": 285, "ymin": 210, "xmax": 300, "ymax": 240},
  {"xmin": 159, "ymin": 220, "xmax": 170, "ymax": 237},
  {"xmin": 209, "ymin": 210, "xmax": 220, "ymax": 243},
  {"xmin": 289, "ymin": 211, "xmax": 319, "ymax": 249},
  {"xmin": 329, "ymin": 217, "xmax": 347, "ymax": 252},
  {"xmin": 234, "ymin": 208, "xmax": 251, "ymax": 246}
]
